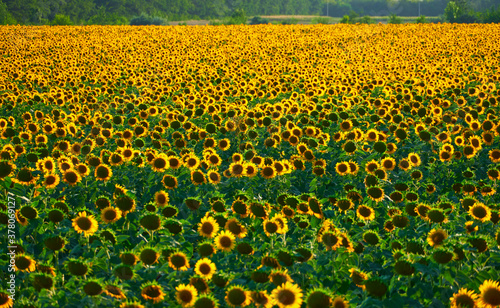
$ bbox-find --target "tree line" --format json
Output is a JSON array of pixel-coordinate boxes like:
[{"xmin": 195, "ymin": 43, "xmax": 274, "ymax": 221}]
[{"xmin": 0, "ymin": 0, "xmax": 499, "ymax": 25}]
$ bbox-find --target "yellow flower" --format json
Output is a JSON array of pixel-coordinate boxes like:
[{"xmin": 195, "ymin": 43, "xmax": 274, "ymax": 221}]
[
  {"xmin": 72, "ymin": 211, "xmax": 98, "ymax": 236},
  {"xmin": 195, "ymin": 258, "xmax": 216, "ymax": 280},
  {"xmin": 271, "ymin": 282, "xmax": 303, "ymax": 308}
]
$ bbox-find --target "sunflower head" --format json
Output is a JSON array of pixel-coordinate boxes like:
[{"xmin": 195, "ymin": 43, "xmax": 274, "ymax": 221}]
[
  {"xmin": 225, "ymin": 285, "xmax": 251, "ymax": 307},
  {"xmin": 140, "ymin": 281, "xmax": 165, "ymax": 304}
]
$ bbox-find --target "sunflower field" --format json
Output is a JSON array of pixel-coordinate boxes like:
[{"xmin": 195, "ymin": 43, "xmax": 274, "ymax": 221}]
[{"xmin": 1, "ymin": 23, "xmax": 500, "ymax": 308}]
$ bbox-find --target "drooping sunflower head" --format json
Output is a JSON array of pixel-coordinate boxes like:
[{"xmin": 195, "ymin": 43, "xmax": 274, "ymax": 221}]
[
  {"xmin": 225, "ymin": 285, "xmax": 251, "ymax": 307},
  {"xmin": 140, "ymin": 281, "xmax": 165, "ymax": 304}
]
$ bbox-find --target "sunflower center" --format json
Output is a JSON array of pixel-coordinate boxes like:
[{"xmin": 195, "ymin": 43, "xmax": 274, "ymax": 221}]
[
  {"xmin": 46, "ymin": 176, "xmax": 56, "ymax": 185},
  {"xmin": 65, "ymin": 171, "xmax": 78, "ymax": 183},
  {"xmin": 179, "ymin": 290, "xmax": 193, "ymax": 302},
  {"xmin": 154, "ymin": 158, "xmax": 166, "ymax": 169},
  {"xmin": 201, "ymin": 222, "xmax": 214, "ymax": 235},
  {"xmin": 199, "ymin": 263, "xmax": 212, "ymax": 275},
  {"xmin": 144, "ymin": 286, "xmax": 160, "ymax": 297},
  {"xmin": 232, "ymin": 164, "xmax": 244, "ymax": 175},
  {"xmin": 263, "ymin": 167, "xmax": 274, "ymax": 176},
  {"xmin": 358, "ymin": 206, "xmax": 371, "ymax": 217},
  {"xmin": 228, "ymin": 289, "xmax": 246, "ymax": 305},
  {"xmin": 170, "ymin": 255, "xmax": 186, "ymax": 267},
  {"xmin": 483, "ymin": 288, "xmax": 500, "ymax": 305},
  {"xmin": 219, "ymin": 236, "xmax": 232, "ymax": 248},
  {"xmin": 278, "ymin": 289, "xmax": 296, "ymax": 305},
  {"xmin": 265, "ymin": 222, "xmax": 278, "ymax": 234},
  {"xmin": 77, "ymin": 217, "xmax": 92, "ymax": 230},
  {"xmin": 455, "ymin": 294, "xmax": 475, "ymax": 307},
  {"xmin": 472, "ymin": 206, "xmax": 487, "ymax": 218},
  {"xmin": 96, "ymin": 166, "xmax": 110, "ymax": 178}
]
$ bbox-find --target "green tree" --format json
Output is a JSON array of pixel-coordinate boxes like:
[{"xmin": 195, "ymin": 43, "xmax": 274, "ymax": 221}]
[{"xmin": 0, "ymin": 0, "xmax": 17, "ymax": 24}]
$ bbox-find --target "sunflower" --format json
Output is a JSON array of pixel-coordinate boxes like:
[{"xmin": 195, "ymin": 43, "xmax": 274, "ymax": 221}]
[
  {"xmin": 331, "ymin": 296, "xmax": 350, "ymax": 308},
  {"xmin": 408, "ymin": 153, "xmax": 421, "ymax": 167},
  {"xmin": 304, "ymin": 288, "xmax": 332, "ymax": 308},
  {"xmin": 193, "ymin": 294, "xmax": 219, "ymax": 308},
  {"xmin": 43, "ymin": 173, "xmax": 60, "ymax": 189},
  {"xmin": 95, "ymin": 164, "xmax": 112, "ymax": 181},
  {"xmin": 226, "ymin": 285, "xmax": 252, "ymax": 307},
  {"xmin": 427, "ymin": 228, "xmax": 447, "ymax": 247},
  {"xmin": 214, "ymin": 230, "xmax": 236, "ymax": 252},
  {"xmin": 271, "ymin": 282, "xmax": 303, "ymax": 308},
  {"xmin": 478, "ymin": 280, "xmax": 500, "ymax": 308},
  {"xmin": 37, "ymin": 157, "xmax": 56, "ymax": 174},
  {"xmin": 154, "ymin": 190, "xmax": 169, "ymax": 207},
  {"xmin": 104, "ymin": 284, "xmax": 126, "ymax": 300},
  {"xmin": 364, "ymin": 160, "xmax": 379, "ymax": 174},
  {"xmin": 225, "ymin": 218, "xmax": 248, "ymax": 238},
  {"xmin": 168, "ymin": 252, "xmax": 190, "ymax": 271},
  {"xmin": 349, "ymin": 267, "xmax": 369, "ymax": 289},
  {"xmin": 263, "ymin": 219, "xmax": 280, "ymax": 237},
  {"xmin": 141, "ymin": 282, "xmax": 165, "ymax": 304},
  {"xmin": 218, "ymin": 138, "xmax": 231, "ymax": 151},
  {"xmin": 62, "ymin": 169, "xmax": 81, "ymax": 187},
  {"xmin": 195, "ymin": 258, "xmax": 216, "ymax": 280},
  {"xmin": 450, "ymin": 288, "xmax": 479, "ymax": 308},
  {"xmin": 380, "ymin": 157, "xmax": 396, "ymax": 171},
  {"xmin": 366, "ymin": 186, "xmax": 385, "ymax": 202},
  {"xmin": 13, "ymin": 167, "xmax": 38, "ymax": 186},
  {"xmin": 229, "ymin": 162, "xmax": 246, "ymax": 178},
  {"xmin": 489, "ymin": 149, "xmax": 500, "ymax": 163},
  {"xmin": 251, "ymin": 291, "xmax": 272, "ymax": 308},
  {"xmin": 162, "ymin": 174, "xmax": 178, "ymax": 189},
  {"xmin": 151, "ymin": 153, "xmax": 169, "ymax": 172},
  {"xmin": 261, "ymin": 165, "xmax": 277, "ymax": 179},
  {"xmin": 356, "ymin": 204, "xmax": 375, "ymax": 221},
  {"xmin": 335, "ymin": 162, "xmax": 349, "ymax": 176},
  {"xmin": 72, "ymin": 211, "xmax": 98, "ymax": 236},
  {"xmin": 207, "ymin": 170, "xmax": 221, "ymax": 184},
  {"xmin": 191, "ymin": 170, "xmax": 206, "ymax": 185},
  {"xmin": 14, "ymin": 254, "xmax": 36, "ymax": 272},
  {"xmin": 176, "ymin": 284, "xmax": 198, "ymax": 307},
  {"xmin": 198, "ymin": 216, "xmax": 220, "ymax": 238},
  {"xmin": 469, "ymin": 203, "xmax": 492, "ymax": 222}
]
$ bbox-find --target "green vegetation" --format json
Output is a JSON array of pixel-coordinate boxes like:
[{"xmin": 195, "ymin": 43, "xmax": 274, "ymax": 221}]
[{"xmin": 0, "ymin": 0, "xmax": 499, "ymax": 25}]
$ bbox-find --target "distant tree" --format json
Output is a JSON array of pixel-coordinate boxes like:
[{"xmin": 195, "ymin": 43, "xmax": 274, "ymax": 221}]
[{"xmin": 0, "ymin": 0, "xmax": 17, "ymax": 24}]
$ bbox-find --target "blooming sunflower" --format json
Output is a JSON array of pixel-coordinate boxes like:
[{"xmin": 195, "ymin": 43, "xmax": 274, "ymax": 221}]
[
  {"xmin": 450, "ymin": 288, "xmax": 478, "ymax": 308},
  {"xmin": 198, "ymin": 216, "xmax": 220, "ymax": 238},
  {"xmin": 408, "ymin": 153, "xmax": 421, "ymax": 167},
  {"xmin": 261, "ymin": 165, "xmax": 277, "ymax": 179},
  {"xmin": 469, "ymin": 203, "xmax": 492, "ymax": 222},
  {"xmin": 335, "ymin": 162, "xmax": 350, "ymax": 176},
  {"xmin": 72, "ymin": 211, "xmax": 98, "ymax": 236},
  {"xmin": 43, "ymin": 173, "xmax": 60, "ymax": 189},
  {"xmin": 271, "ymin": 282, "xmax": 303, "ymax": 308},
  {"xmin": 62, "ymin": 169, "xmax": 81, "ymax": 187},
  {"xmin": 154, "ymin": 190, "xmax": 169, "ymax": 207},
  {"xmin": 195, "ymin": 258, "xmax": 216, "ymax": 280},
  {"xmin": 214, "ymin": 230, "xmax": 236, "ymax": 252},
  {"xmin": 356, "ymin": 204, "xmax": 375, "ymax": 221},
  {"xmin": 478, "ymin": 280, "xmax": 500, "ymax": 308},
  {"xmin": 141, "ymin": 282, "xmax": 165, "ymax": 304},
  {"xmin": 176, "ymin": 284, "xmax": 198, "ymax": 307}
]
